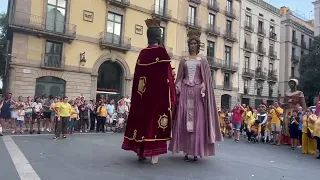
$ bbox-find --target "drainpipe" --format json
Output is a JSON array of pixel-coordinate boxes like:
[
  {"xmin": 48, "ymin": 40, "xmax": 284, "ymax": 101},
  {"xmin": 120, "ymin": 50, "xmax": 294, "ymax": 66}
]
[{"xmin": 237, "ymin": 0, "xmax": 242, "ymax": 106}]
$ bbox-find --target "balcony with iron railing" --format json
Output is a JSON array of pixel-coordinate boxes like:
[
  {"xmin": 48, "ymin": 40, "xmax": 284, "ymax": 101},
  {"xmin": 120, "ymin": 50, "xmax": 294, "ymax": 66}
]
[
  {"xmin": 151, "ymin": 5, "xmax": 171, "ymax": 21},
  {"xmin": 268, "ymin": 50, "xmax": 277, "ymax": 59},
  {"xmin": 205, "ymin": 24, "xmax": 220, "ymax": 36},
  {"xmin": 223, "ymin": 81, "xmax": 233, "ymax": 91},
  {"xmin": 207, "ymin": 56, "xmax": 223, "ymax": 69},
  {"xmin": 267, "ymin": 70, "xmax": 277, "ymax": 83},
  {"xmin": 270, "ymin": 32, "xmax": 277, "ymax": 41},
  {"xmin": 105, "ymin": 0, "xmax": 130, "ymax": 8},
  {"xmin": 301, "ymin": 41, "xmax": 307, "ymax": 49},
  {"xmin": 188, "ymin": 0, "xmax": 201, "ymax": 4},
  {"xmin": 244, "ymin": 42, "xmax": 254, "ymax": 52},
  {"xmin": 207, "ymin": 0, "xmax": 219, "ymax": 12},
  {"xmin": 257, "ymin": 55, "xmax": 263, "ymax": 61},
  {"xmin": 291, "ymin": 54, "xmax": 300, "ymax": 64},
  {"xmin": 242, "ymin": 68, "xmax": 255, "ymax": 79},
  {"xmin": 255, "ymin": 67, "xmax": 267, "ymax": 81},
  {"xmin": 221, "ymin": 60, "xmax": 238, "ymax": 72},
  {"xmin": 244, "ymin": 21, "xmax": 254, "ymax": 32},
  {"xmin": 41, "ymin": 54, "xmax": 65, "ymax": 70},
  {"xmin": 256, "ymin": 47, "xmax": 266, "ymax": 55},
  {"xmin": 257, "ymin": 27, "xmax": 266, "ymax": 37},
  {"xmin": 99, "ymin": 32, "xmax": 131, "ymax": 52},
  {"xmin": 185, "ymin": 17, "xmax": 202, "ymax": 30},
  {"xmin": 292, "ymin": 37, "xmax": 298, "ymax": 45},
  {"xmin": 224, "ymin": 7, "xmax": 236, "ymax": 19},
  {"xmin": 9, "ymin": 11, "xmax": 76, "ymax": 42},
  {"xmin": 290, "ymin": 75, "xmax": 300, "ymax": 80},
  {"xmin": 223, "ymin": 30, "xmax": 237, "ymax": 42}
]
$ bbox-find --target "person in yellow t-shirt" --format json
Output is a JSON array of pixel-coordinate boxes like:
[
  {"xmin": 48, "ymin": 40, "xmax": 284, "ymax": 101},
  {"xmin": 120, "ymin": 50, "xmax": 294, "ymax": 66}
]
[
  {"xmin": 53, "ymin": 96, "xmax": 71, "ymax": 140},
  {"xmin": 50, "ymin": 98, "xmax": 60, "ymax": 133},
  {"xmin": 301, "ymin": 108, "xmax": 317, "ymax": 155},
  {"xmin": 246, "ymin": 106, "xmax": 255, "ymax": 126},
  {"xmin": 247, "ymin": 118, "xmax": 261, "ymax": 143},
  {"xmin": 269, "ymin": 102, "xmax": 283, "ymax": 145},
  {"xmin": 312, "ymin": 116, "xmax": 320, "ymax": 159},
  {"xmin": 310, "ymin": 103, "xmax": 320, "ymax": 159},
  {"xmin": 96, "ymin": 101, "xmax": 108, "ymax": 133},
  {"xmin": 68, "ymin": 102, "xmax": 79, "ymax": 134}
]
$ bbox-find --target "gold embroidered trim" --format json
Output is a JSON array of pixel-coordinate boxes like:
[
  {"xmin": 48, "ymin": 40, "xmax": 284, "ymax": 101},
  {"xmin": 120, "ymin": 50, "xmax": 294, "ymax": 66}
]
[
  {"xmin": 133, "ymin": 129, "xmax": 137, "ymax": 139},
  {"xmin": 137, "ymin": 57, "xmax": 171, "ymax": 66},
  {"xmin": 124, "ymin": 136, "xmax": 171, "ymax": 142},
  {"xmin": 168, "ymin": 84, "xmax": 172, "ymax": 122},
  {"xmin": 137, "ymin": 76, "xmax": 147, "ymax": 97}
]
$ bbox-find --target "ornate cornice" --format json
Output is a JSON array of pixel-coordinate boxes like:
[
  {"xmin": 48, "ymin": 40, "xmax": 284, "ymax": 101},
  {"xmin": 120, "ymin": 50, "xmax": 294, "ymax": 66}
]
[
  {"xmin": 281, "ymin": 19, "xmax": 314, "ymax": 37},
  {"xmin": 246, "ymin": 0, "xmax": 281, "ymax": 17}
]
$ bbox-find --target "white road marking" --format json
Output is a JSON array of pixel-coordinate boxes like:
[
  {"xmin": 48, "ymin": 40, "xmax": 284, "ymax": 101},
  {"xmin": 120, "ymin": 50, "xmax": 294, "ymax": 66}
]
[
  {"xmin": 2, "ymin": 136, "xmax": 41, "ymax": 180},
  {"xmin": 10, "ymin": 132, "xmax": 115, "ymax": 137}
]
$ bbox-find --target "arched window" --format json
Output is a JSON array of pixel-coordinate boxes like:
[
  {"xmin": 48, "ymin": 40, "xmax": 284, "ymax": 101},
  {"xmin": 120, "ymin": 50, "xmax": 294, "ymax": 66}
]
[
  {"xmin": 97, "ymin": 61, "xmax": 123, "ymax": 101},
  {"xmin": 221, "ymin": 94, "xmax": 231, "ymax": 110},
  {"xmin": 35, "ymin": 76, "xmax": 66, "ymax": 97}
]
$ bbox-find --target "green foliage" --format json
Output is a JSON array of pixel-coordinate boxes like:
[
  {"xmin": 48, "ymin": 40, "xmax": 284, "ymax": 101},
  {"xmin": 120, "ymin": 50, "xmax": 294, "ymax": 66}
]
[
  {"xmin": 0, "ymin": 12, "xmax": 8, "ymax": 79},
  {"xmin": 299, "ymin": 36, "xmax": 320, "ymax": 100}
]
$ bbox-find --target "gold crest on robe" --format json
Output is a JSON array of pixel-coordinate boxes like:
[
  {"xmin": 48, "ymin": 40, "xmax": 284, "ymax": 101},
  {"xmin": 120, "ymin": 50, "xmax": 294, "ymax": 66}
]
[
  {"xmin": 137, "ymin": 76, "xmax": 147, "ymax": 96},
  {"xmin": 158, "ymin": 114, "xmax": 169, "ymax": 130}
]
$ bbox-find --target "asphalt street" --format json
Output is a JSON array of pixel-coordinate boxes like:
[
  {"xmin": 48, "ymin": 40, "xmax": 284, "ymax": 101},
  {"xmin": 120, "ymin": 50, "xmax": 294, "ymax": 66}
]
[{"xmin": 0, "ymin": 133, "xmax": 319, "ymax": 180}]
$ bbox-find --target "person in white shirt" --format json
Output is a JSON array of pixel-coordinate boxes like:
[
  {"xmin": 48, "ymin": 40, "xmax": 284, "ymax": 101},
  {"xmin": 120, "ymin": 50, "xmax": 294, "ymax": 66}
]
[
  {"xmin": 16, "ymin": 105, "xmax": 25, "ymax": 134},
  {"xmin": 31, "ymin": 97, "xmax": 43, "ymax": 134},
  {"xmin": 107, "ymin": 99, "xmax": 115, "ymax": 124},
  {"xmin": 118, "ymin": 99, "xmax": 129, "ymax": 117},
  {"xmin": 124, "ymin": 95, "xmax": 131, "ymax": 109}
]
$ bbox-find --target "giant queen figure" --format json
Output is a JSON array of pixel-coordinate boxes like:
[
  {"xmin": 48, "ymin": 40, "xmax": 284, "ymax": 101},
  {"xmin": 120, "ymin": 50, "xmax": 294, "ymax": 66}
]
[
  {"xmin": 168, "ymin": 29, "xmax": 222, "ymax": 161},
  {"xmin": 121, "ymin": 18, "xmax": 176, "ymax": 164}
]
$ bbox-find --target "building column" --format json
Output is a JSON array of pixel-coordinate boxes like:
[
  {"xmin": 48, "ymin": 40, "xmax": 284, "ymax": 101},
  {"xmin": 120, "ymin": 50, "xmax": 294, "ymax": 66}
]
[
  {"xmin": 124, "ymin": 77, "xmax": 133, "ymax": 97},
  {"xmin": 91, "ymin": 75, "xmax": 97, "ymax": 101}
]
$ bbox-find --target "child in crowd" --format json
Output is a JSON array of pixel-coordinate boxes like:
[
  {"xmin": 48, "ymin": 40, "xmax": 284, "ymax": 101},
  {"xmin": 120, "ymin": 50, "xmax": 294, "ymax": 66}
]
[
  {"xmin": 264, "ymin": 116, "xmax": 272, "ymax": 143},
  {"xmin": 16, "ymin": 105, "xmax": 25, "ymax": 134},
  {"xmin": 289, "ymin": 110, "xmax": 300, "ymax": 150},
  {"xmin": 225, "ymin": 113, "xmax": 233, "ymax": 139},
  {"xmin": 68, "ymin": 103, "xmax": 79, "ymax": 134},
  {"xmin": 117, "ymin": 114, "xmax": 125, "ymax": 129},
  {"xmin": 219, "ymin": 110, "xmax": 226, "ymax": 136}
]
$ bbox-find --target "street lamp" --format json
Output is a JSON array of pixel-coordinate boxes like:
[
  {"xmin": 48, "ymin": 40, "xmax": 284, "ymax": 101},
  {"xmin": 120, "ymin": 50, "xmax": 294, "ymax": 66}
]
[
  {"xmin": 80, "ymin": 52, "xmax": 86, "ymax": 66},
  {"xmin": 309, "ymin": 11, "xmax": 313, "ymax": 20}
]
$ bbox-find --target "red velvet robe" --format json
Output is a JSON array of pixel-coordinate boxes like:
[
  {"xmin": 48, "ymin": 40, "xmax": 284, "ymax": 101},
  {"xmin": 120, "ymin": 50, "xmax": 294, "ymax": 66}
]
[{"xmin": 121, "ymin": 45, "xmax": 176, "ymax": 157}]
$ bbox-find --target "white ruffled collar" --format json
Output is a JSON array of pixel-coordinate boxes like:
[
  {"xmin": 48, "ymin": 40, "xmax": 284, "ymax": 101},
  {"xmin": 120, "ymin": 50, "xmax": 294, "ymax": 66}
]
[{"xmin": 185, "ymin": 56, "xmax": 201, "ymax": 61}]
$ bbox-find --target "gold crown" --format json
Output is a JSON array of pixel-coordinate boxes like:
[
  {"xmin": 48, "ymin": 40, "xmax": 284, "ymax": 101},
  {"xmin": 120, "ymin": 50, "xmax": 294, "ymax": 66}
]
[
  {"xmin": 187, "ymin": 29, "xmax": 201, "ymax": 38},
  {"xmin": 145, "ymin": 18, "xmax": 161, "ymax": 28}
]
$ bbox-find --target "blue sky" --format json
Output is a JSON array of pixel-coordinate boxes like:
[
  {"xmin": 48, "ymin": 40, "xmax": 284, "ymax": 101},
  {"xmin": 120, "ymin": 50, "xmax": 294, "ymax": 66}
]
[
  {"xmin": 265, "ymin": 0, "xmax": 314, "ymax": 19},
  {"xmin": 0, "ymin": 0, "xmax": 7, "ymax": 13}
]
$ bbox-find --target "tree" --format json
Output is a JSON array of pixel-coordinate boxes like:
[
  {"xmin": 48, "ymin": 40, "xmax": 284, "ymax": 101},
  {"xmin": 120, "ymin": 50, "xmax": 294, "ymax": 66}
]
[
  {"xmin": 299, "ymin": 36, "xmax": 320, "ymax": 104},
  {"xmin": 0, "ymin": 12, "xmax": 8, "ymax": 80}
]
